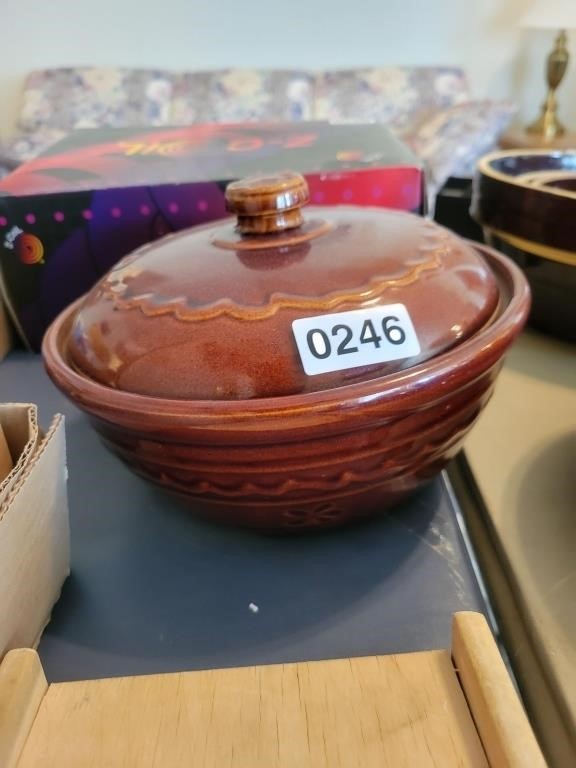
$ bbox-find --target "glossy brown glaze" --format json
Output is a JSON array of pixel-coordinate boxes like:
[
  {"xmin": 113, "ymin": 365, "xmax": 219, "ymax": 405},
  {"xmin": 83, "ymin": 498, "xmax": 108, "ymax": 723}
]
[
  {"xmin": 225, "ymin": 171, "xmax": 309, "ymax": 234},
  {"xmin": 66, "ymin": 190, "xmax": 500, "ymax": 400},
  {"xmin": 42, "ymin": 243, "xmax": 530, "ymax": 531},
  {"xmin": 473, "ymin": 149, "xmax": 576, "ymax": 342},
  {"xmin": 484, "ymin": 232, "xmax": 576, "ymax": 342},
  {"xmin": 473, "ymin": 150, "xmax": 576, "ymax": 253}
]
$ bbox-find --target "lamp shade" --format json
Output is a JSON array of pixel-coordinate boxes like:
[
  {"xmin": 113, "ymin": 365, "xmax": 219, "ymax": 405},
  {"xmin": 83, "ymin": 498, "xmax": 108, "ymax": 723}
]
[{"xmin": 521, "ymin": 0, "xmax": 576, "ymax": 30}]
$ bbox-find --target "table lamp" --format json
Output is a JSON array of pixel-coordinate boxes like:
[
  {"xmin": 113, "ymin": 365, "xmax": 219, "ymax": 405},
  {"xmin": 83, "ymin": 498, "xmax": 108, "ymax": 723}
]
[{"xmin": 522, "ymin": 0, "xmax": 576, "ymax": 140}]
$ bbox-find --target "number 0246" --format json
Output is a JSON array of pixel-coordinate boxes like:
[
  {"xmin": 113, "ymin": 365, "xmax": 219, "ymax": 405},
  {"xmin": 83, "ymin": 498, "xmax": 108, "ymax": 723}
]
[{"xmin": 292, "ymin": 305, "xmax": 421, "ymax": 376}]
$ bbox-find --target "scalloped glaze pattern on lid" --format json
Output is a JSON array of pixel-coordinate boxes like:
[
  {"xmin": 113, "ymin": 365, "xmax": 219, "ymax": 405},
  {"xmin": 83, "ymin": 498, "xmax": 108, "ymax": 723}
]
[{"xmin": 67, "ymin": 174, "xmax": 500, "ymax": 400}]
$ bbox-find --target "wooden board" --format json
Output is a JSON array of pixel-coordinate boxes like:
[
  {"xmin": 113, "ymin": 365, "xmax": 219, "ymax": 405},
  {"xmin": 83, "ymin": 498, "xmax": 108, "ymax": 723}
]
[
  {"xmin": 0, "ymin": 650, "xmax": 47, "ymax": 768},
  {"xmin": 452, "ymin": 612, "xmax": 547, "ymax": 768},
  {"xmin": 0, "ymin": 613, "xmax": 546, "ymax": 767}
]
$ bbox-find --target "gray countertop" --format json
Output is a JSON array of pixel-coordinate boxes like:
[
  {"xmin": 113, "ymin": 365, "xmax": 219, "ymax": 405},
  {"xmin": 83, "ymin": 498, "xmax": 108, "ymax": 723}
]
[
  {"xmin": 1, "ymin": 351, "xmax": 487, "ymax": 683},
  {"xmin": 458, "ymin": 331, "xmax": 576, "ymax": 767}
]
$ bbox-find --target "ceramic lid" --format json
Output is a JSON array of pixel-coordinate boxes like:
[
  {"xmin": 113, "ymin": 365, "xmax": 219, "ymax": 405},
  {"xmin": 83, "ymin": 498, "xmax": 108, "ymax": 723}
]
[{"xmin": 67, "ymin": 172, "xmax": 500, "ymax": 400}]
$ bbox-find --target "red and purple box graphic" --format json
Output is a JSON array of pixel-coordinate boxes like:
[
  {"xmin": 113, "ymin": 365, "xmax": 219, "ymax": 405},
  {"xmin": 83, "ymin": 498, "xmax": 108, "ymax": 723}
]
[{"xmin": 0, "ymin": 122, "xmax": 425, "ymax": 351}]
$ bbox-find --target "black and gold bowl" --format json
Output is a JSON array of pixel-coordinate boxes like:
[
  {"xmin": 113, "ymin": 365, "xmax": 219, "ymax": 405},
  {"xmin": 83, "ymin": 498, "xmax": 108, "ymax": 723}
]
[{"xmin": 472, "ymin": 149, "xmax": 576, "ymax": 342}]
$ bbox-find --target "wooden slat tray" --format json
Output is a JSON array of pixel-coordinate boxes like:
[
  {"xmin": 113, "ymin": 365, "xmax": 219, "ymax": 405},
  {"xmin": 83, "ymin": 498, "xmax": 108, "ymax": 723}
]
[{"xmin": 0, "ymin": 612, "xmax": 545, "ymax": 767}]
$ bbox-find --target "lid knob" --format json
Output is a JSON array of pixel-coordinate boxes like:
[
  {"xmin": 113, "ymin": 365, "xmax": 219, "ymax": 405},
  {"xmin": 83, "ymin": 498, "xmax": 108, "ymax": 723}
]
[{"xmin": 225, "ymin": 172, "xmax": 310, "ymax": 235}]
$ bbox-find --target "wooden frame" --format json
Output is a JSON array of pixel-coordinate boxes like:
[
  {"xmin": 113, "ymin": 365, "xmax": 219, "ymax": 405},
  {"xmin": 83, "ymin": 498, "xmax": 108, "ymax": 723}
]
[{"xmin": 0, "ymin": 612, "xmax": 546, "ymax": 767}]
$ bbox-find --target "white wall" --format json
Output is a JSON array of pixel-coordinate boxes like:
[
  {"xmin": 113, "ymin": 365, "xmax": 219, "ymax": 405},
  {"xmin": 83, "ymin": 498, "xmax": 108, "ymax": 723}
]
[{"xmin": 1, "ymin": 0, "xmax": 575, "ymax": 140}]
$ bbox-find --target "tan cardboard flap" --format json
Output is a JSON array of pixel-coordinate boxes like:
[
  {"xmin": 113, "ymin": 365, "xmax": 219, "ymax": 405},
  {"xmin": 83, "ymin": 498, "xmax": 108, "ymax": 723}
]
[
  {"xmin": 0, "ymin": 404, "xmax": 39, "ymax": 509},
  {"xmin": 0, "ymin": 424, "xmax": 12, "ymax": 482},
  {"xmin": 0, "ymin": 412, "xmax": 70, "ymax": 656}
]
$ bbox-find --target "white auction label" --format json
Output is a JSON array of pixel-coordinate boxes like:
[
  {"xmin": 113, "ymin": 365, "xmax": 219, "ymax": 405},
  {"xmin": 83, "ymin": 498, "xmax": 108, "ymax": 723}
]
[{"xmin": 292, "ymin": 304, "xmax": 420, "ymax": 376}]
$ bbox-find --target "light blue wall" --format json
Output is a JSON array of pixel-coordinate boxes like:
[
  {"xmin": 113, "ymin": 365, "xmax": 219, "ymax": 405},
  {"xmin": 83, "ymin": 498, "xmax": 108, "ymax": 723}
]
[{"xmin": 0, "ymin": 0, "xmax": 573, "ymax": 138}]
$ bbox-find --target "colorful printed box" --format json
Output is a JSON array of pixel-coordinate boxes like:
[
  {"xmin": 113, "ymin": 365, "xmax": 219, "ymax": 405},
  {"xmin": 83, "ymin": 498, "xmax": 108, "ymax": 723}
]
[{"xmin": 0, "ymin": 122, "xmax": 425, "ymax": 351}]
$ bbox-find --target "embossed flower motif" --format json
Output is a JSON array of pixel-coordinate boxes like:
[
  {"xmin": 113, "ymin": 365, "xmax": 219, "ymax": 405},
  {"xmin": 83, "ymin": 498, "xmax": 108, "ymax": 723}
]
[
  {"xmin": 219, "ymin": 69, "xmax": 264, "ymax": 97},
  {"xmin": 434, "ymin": 72, "xmax": 467, "ymax": 102},
  {"xmin": 21, "ymin": 89, "xmax": 49, "ymax": 124},
  {"xmin": 81, "ymin": 68, "xmax": 124, "ymax": 93},
  {"xmin": 145, "ymin": 78, "xmax": 173, "ymax": 124},
  {"xmin": 283, "ymin": 503, "xmax": 346, "ymax": 528},
  {"xmin": 363, "ymin": 68, "xmax": 410, "ymax": 98}
]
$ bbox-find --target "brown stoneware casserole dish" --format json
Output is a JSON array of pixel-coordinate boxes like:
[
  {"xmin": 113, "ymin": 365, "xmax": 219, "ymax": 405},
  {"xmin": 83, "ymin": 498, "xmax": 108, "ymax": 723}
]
[
  {"xmin": 472, "ymin": 149, "xmax": 575, "ymax": 342},
  {"xmin": 43, "ymin": 172, "xmax": 530, "ymax": 531}
]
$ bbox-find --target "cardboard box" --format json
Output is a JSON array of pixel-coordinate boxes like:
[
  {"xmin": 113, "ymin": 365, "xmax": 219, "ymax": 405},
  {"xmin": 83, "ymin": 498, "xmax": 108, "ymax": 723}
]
[
  {"xmin": 0, "ymin": 122, "xmax": 425, "ymax": 351},
  {"xmin": 0, "ymin": 404, "xmax": 69, "ymax": 657}
]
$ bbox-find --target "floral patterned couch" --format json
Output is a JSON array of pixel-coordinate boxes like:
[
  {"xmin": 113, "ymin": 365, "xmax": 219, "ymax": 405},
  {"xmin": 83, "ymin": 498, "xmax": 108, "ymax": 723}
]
[{"xmin": 0, "ymin": 66, "xmax": 515, "ymax": 205}]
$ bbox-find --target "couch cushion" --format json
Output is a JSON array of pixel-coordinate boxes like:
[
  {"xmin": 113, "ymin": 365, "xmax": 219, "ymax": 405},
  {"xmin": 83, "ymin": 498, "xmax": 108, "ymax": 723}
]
[
  {"xmin": 169, "ymin": 69, "xmax": 314, "ymax": 124},
  {"xmin": 0, "ymin": 128, "xmax": 70, "ymax": 168},
  {"xmin": 313, "ymin": 67, "xmax": 469, "ymax": 133},
  {"xmin": 402, "ymin": 99, "xmax": 517, "ymax": 191},
  {"xmin": 17, "ymin": 67, "xmax": 174, "ymax": 133}
]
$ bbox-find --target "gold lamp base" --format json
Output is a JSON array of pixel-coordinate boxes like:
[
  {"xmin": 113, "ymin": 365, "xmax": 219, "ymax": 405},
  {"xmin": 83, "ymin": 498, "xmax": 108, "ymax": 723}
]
[{"xmin": 526, "ymin": 29, "xmax": 569, "ymax": 141}]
